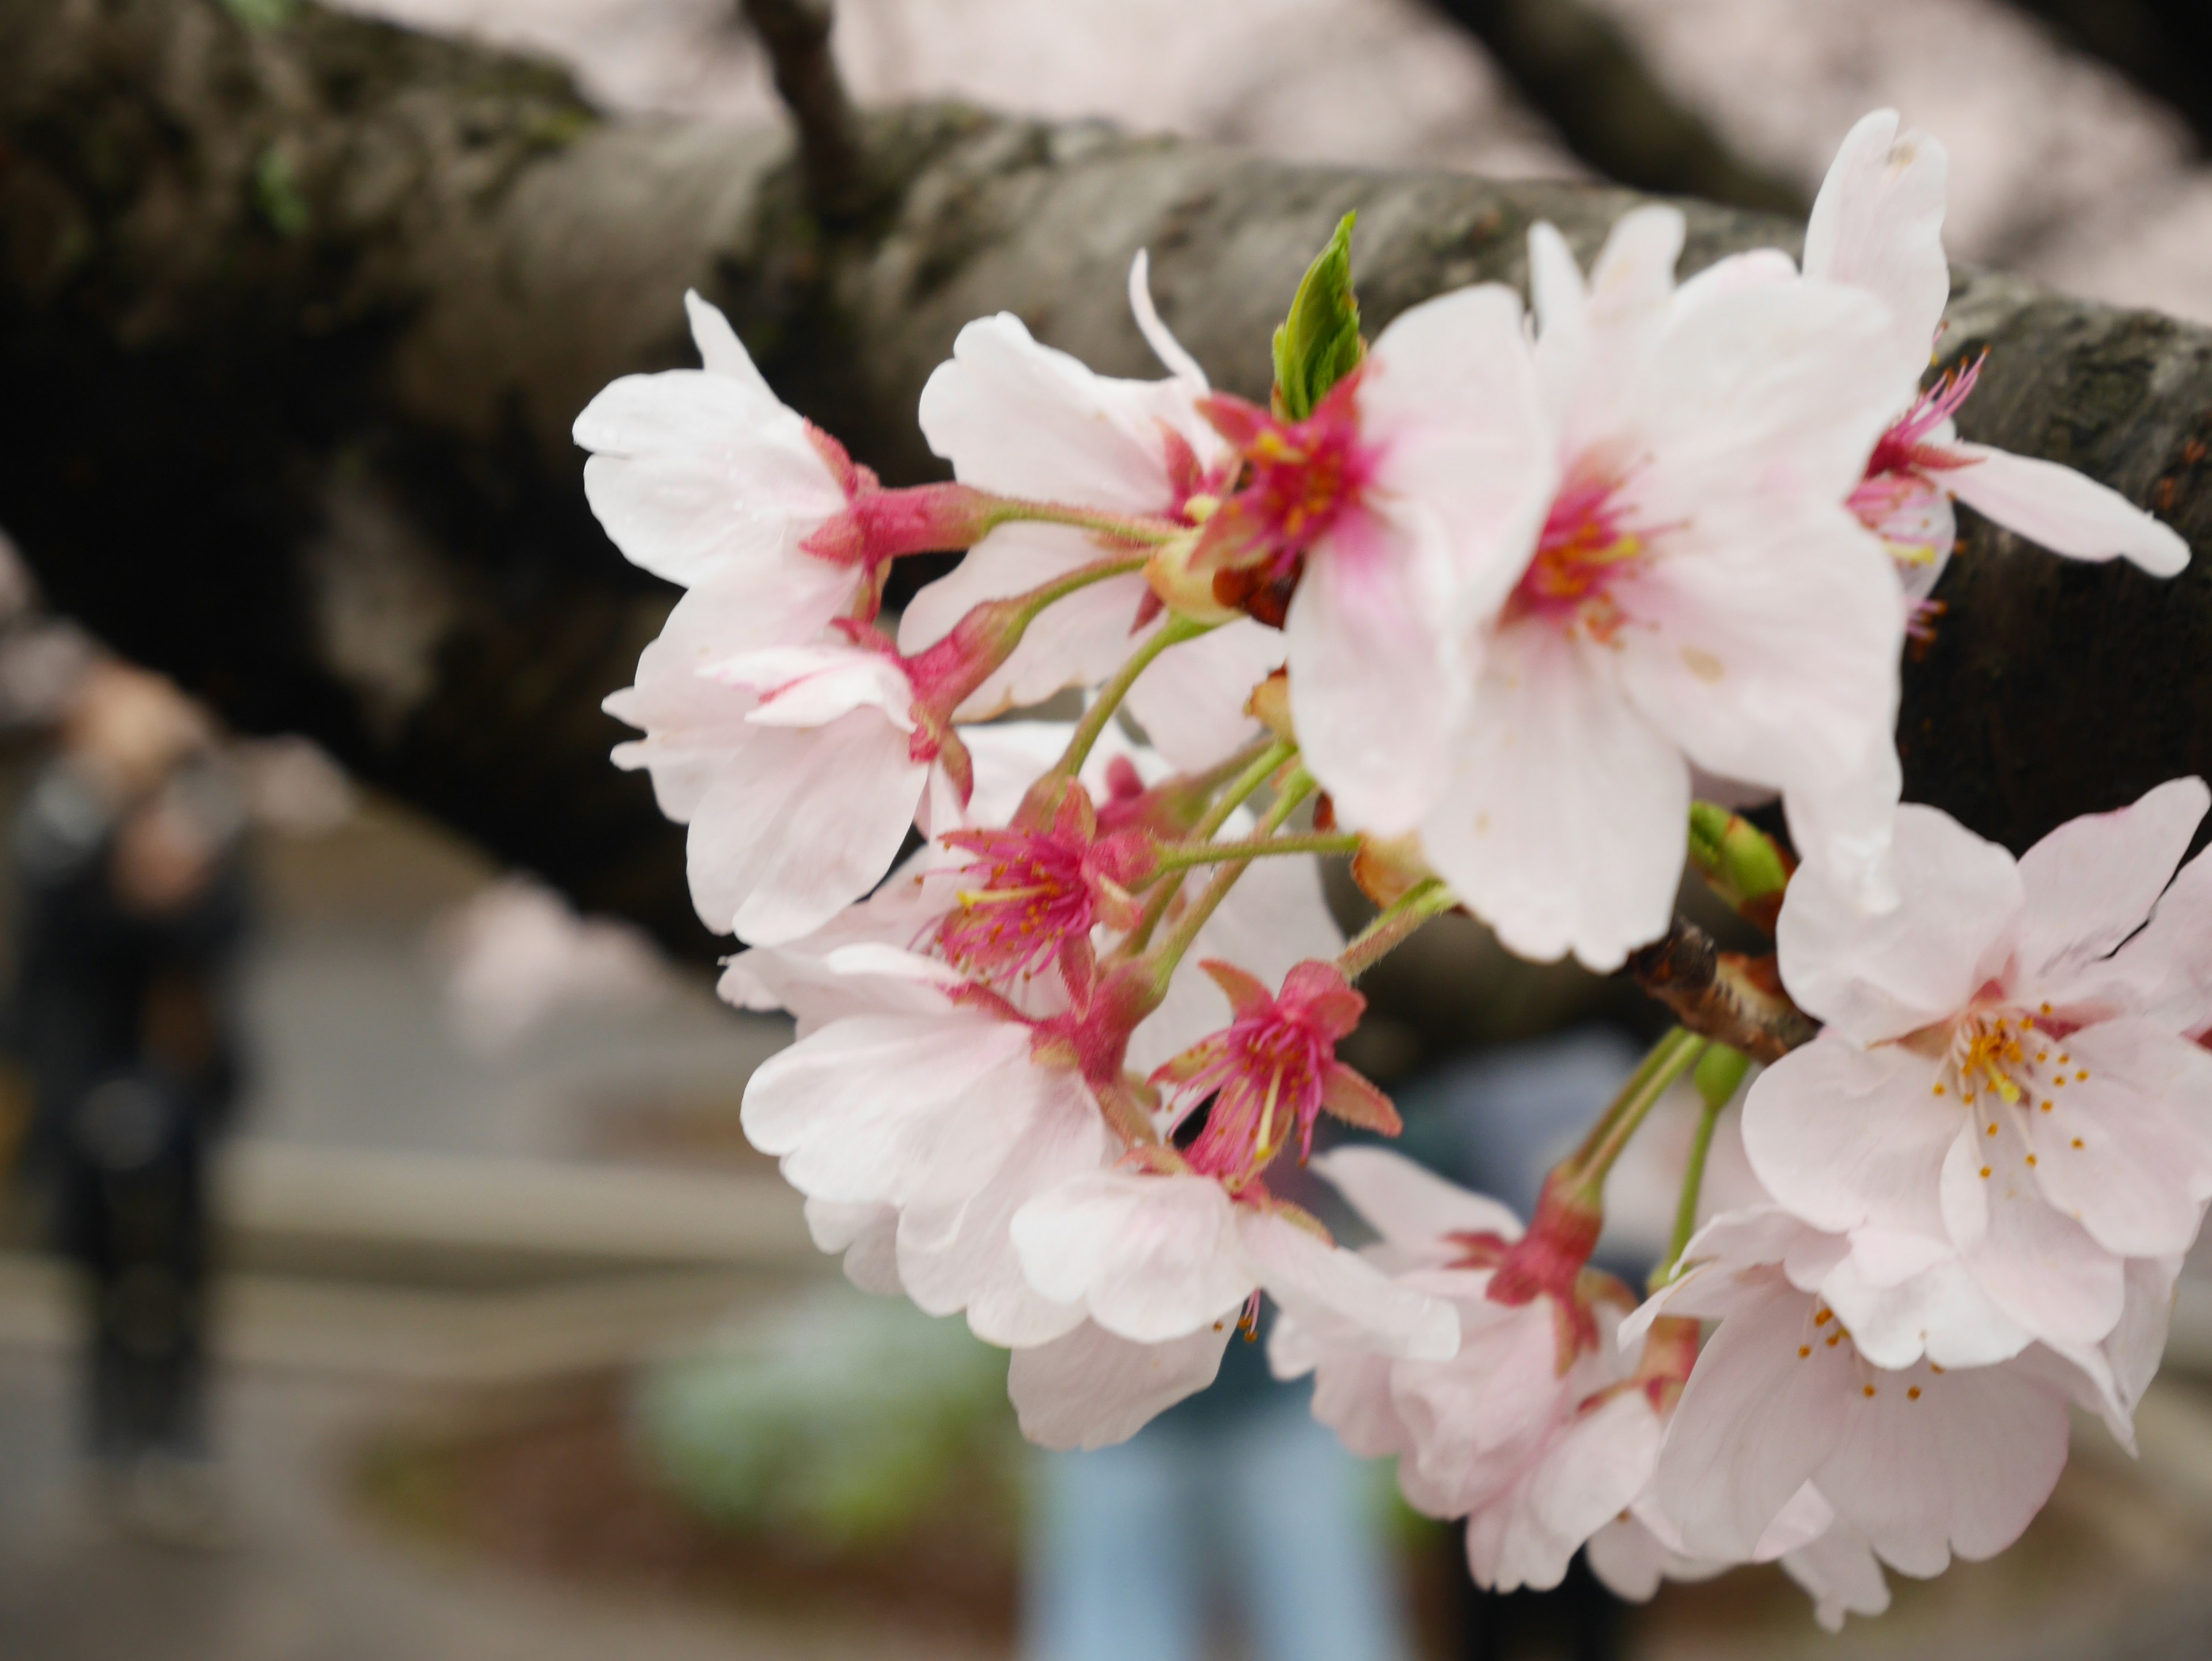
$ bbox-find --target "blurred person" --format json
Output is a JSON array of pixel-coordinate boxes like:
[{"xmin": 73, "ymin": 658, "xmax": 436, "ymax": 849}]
[
  {"xmin": 1026, "ymin": 1317, "xmax": 1419, "ymax": 1661},
  {"xmin": 7, "ymin": 663, "xmax": 250, "ymax": 1546}
]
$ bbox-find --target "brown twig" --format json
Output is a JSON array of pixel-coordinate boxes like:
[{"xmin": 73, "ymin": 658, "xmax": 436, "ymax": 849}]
[
  {"xmin": 738, "ymin": 0, "xmax": 869, "ymax": 219},
  {"xmin": 1623, "ymin": 918, "xmax": 1816, "ymax": 1064}
]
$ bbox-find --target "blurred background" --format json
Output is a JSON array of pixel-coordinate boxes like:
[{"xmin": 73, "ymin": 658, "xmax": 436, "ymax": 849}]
[{"xmin": 5, "ymin": 0, "xmax": 2212, "ymax": 1657}]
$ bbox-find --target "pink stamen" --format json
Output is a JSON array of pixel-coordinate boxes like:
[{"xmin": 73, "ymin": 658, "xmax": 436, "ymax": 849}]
[
  {"xmin": 1504, "ymin": 471, "xmax": 1643, "ymax": 639},
  {"xmin": 1863, "ymin": 352, "xmax": 1987, "ymax": 483}
]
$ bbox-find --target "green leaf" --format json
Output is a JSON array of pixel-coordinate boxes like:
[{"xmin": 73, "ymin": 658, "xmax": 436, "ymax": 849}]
[{"xmin": 1271, "ymin": 211, "xmax": 1363, "ymax": 421}]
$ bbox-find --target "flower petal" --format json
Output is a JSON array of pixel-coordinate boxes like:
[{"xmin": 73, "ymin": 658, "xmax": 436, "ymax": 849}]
[
  {"xmin": 1801, "ymin": 109, "xmax": 1951, "ymax": 397},
  {"xmin": 1941, "ymin": 1115, "xmax": 2125, "ymax": 1346},
  {"xmin": 1007, "ymin": 1321, "xmax": 1229, "ymax": 1451},
  {"xmin": 1010, "ymin": 1170, "xmax": 1254, "ymax": 1343},
  {"xmin": 1237, "ymin": 1208, "xmax": 1459, "ymax": 1361},
  {"xmin": 1777, "ymin": 802, "xmax": 2022, "ymax": 1043},
  {"xmin": 1743, "ymin": 1036, "xmax": 1953, "ymax": 1238},
  {"xmin": 1944, "ymin": 442, "xmax": 2189, "ymax": 577},
  {"xmin": 1422, "ymin": 625, "xmax": 1688, "ymax": 971},
  {"xmin": 2012, "ymin": 776, "xmax": 2209, "ymax": 989},
  {"xmin": 686, "ymin": 712, "xmax": 926, "ymax": 944},
  {"xmin": 1289, "ymin": 505, "xmax": 1466, "ymax": 835},
  {"xmin": 1312, "ymin": 1145, "xmax": 1524, "ymax": 1251}
]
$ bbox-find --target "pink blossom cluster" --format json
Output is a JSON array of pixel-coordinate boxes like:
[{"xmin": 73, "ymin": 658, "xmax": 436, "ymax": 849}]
[{"xmin": 577, "ymin": 109, "xmax": 2199, "ymax": 1626}]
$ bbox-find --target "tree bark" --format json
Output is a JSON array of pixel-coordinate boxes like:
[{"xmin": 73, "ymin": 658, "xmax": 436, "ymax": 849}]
[{"xmin": 2, "ymin": 0, "xmax": 2208, "ymax": 967}]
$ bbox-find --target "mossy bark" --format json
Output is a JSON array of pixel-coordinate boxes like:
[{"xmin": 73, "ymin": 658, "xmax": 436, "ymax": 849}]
[{"xmin": 4, "ymin": 0, "xmax": 2209, "ymax": 968}]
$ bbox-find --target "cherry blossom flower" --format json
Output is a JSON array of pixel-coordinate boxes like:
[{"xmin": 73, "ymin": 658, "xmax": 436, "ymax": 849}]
[
  {"xmin": 1808, "ymin": 110, "xmax": 2188, "ymax": 600},
  {"xmin": 1744, "ymin": 780, "xmax": 2212, "ymax": 1355},
  {"xmin": 1152, "ymin": 960, "xmax": 1397, "ymax": 1187},
  {"xmin": 1638, "ymin": 1208, "xmax": 2082, "ymax": 1575},
  {"xmin": 1187, "ymin": 286, "xmax": 1554, "ymax": 834},
  {"xmin": 1267, "ymin": 1148, "xmax": 1653, "ymax": 1592},
  {"xmin": 899, "ymin": 255, "xmax": 1288, "ymax": 769},
  {"xmin": 1400, "ymin": 207, "xmax": 1908, "ymax": 970},
  {"xmin": 576, "ymin": 292, "xmax": 998, "ymax": 635}
]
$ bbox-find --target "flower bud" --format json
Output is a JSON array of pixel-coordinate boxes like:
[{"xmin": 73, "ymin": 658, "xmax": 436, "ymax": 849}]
[{"xmin": 1271, "ymin": 212, "xmax": 1365, "ymax": 422}]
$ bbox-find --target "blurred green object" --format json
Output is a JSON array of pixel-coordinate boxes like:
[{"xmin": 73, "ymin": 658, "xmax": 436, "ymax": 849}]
[
  {"xmin": 632, "ymin": 1288, "xmax": 1013, "ymax": 1550},
  {"xmin": 1271, "ymin": 212, "xmax": 1363, "ymax": 421}
]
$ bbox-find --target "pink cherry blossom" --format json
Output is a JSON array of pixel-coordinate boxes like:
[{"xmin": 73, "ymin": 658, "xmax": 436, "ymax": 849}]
[
  {"xmin": 1191, "ymin": 284, "xmax": 1555, "ymax": 834},
  {"xmin": 1412, "ymin": 206, "xmax": 1910, "ymax": 970},
  {"xmin": 899, "ymin": 254, "xmax": 1288, "ymax": 769},
  {"xmin": 1746, "ymin": 780, "xmax": 2212, "ymax": 1353},
  {"xmin": 1808, "ymin": 110, "xmax": 2188, "ymax": 596},
  {"xmin": 576, "ymin": 292, "xmax": 1001, "ymax": 631},
  {"xmin": 1152, "ymin": 959, "xmax": 1397, "ymax": 1188},
  {"xmin": 1639, "ymin": 1207, "xmax": 2080, "ymax": 1576},
  {"xmin": 1268, "ymin": 1148, "xmax": 1656, "ymax": 1593}
]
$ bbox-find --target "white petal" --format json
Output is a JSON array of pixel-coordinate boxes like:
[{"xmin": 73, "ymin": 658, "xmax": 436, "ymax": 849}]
[
  {"xmin": 1777, "ymin": 802, "xmax": 2022, "ymax": 1043},
  {"xmin": 1657, "ymin": 1277, "xmax": 1851, "ymax": 1561},
  {"xmin": 1941, "ymin": 1116, "xmax": 2126, "ymax": 1346},
  {"xmin": 2012, "ymin": 777, "xmax": 2209, "ymax": 988},
  {"xmin": 1422, "ymin": 625, "xmax": 1688, "ymax": 971},
  {"xmin": 1237, "ymin": 1209, "xmax": 1459, "ymax": 1360},
  {"xmin": 1802, "ymin": 109, "xmax": 1951, "ymax": 396},
  {"xmin": 1122, "ymin": 616, "xmax": 1283, "ymax": 770},
  {"xmin": 1127, "ymin": 250, "xmax": 1208, "ymax": 389},
  {"xmin": 740, "ymin": 1011, "xmax": 1043, "ymax": 1208},
  {"xmin": 1743, "ymin": 1037, "xmax": 1955, "ymax": 1238},
  {"xmin": 1010, "ymin": 1170, "xmax": 1255, "ymax": 1343},
  {"xmin": 1312, "ymin": 1146, "xmax": 1524, "ymax": 1252},
  {"xmin": 1780, "ymin": 1518, "xmax": 1891, "ymax": 1633},
  {"xmin": 1612, "ymin": 498, "xmax": 1904, "ymax": 799},
  {"xmin": 918, "ymin": 312, "xmax": 1218, "ymax": 511},
  {"xmin": 683, "ymin": 290, "xmax": 776, "ymax": 395},
  {"xmin": 575, "ymin": 370, "xmax": 846, "ymax": 589},
  {"xmin": 685, "ymin": 712, "xmax": 926, "ymax": 944},
  {"xmin": 1007, "ymin": 1321, "xmax": 1229, "ymax": 1451},
  {"xmin": 1945, "ymin": 442, "xmax": 2189, "ymax": 577},
  {"xmin": 1288, "ymin": 506, "xmax": 1463, "ymax": 834},
  {"xmin": 802, "ymin": 1197, "xmax": 903, "ymax": 1295},
  {"xmin": 1362, "ymin": 282, "xmax": 1558, "ymax": 625},
  {"xmin": 1623, "ymin": 279, "xmax": 1901, "ymax": 519},
  {"xmin": 1815, "ymin": 1238, "xmax": 2031, "ymax": 1371},
  {"xmin": 2021, "ymin": 1020, "xmax": 2212, "ymax": 1258},
  {"xmin": 1815, "ymin": 1353, "xmax": 2068, "ymax": 1573},
  {"xmin": 897, "ymin": 1077, "xmax": 1105, "ymax": 1346}
]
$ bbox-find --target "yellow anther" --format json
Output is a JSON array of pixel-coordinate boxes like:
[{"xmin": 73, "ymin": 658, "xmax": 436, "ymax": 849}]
[
  {"xmin": 1908, "ymin": 1386, "xmax": 1922, "ymax": 1401},
  {"xmin": 2026, "ymin": 1154, "xmax": 2038, "ymax": 1167},
  {"xmin": 1979, "ymin": 1166, "xmax": 1991, "ymax": 1179},
  {"xmin": 1798, "ymin": 1346, "xmax": 1812, "ymax": 1359},
  {"xmin": 1862, "ymin": 1384, "xmax": 1876, "ymax": 1398}
]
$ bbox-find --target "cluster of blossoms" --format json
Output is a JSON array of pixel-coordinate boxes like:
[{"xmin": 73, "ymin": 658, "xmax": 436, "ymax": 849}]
[{"xmin": 579, "ymin": 109, "xmax": 2199, "ymax": 1627}]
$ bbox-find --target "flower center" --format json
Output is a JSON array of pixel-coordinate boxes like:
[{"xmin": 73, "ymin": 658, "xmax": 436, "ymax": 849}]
[
  {"xmin": 935, "ymin": 830, "xmax": 1094, "ymax": 983},
  {"xmin": 1167, "ymin": 1022, "xmax": 1328, "ymax": 1191},
  {"xmin": 1506, "ymin": 474, "xmax": 1642, "ymax": 641},
  {"xmin": 1930, "ymin": 1004, "xmax": 2090, "ymax": 1179}
]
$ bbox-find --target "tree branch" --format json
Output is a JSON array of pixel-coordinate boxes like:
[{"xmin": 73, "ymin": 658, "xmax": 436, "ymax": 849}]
[
  {"xmin": 1425, "ymin": 0, "xmax": 1806, "ymax": 212},
  {"xmin": 737, "ymin": 0, "xmax": 869, "ymax": 219},
  {"xmin": 1, "ymin": 0, "xmax": 2207, "ymax": 978},
  {"xmin": 1623, "ymin": 921, "xmax": 1816, "ymax": 1064}
]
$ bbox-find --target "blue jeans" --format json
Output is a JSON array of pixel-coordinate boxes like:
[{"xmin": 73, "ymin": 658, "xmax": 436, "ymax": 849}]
[{"xmin": 1024, "ymin": 1391, "xmax": 1415, "ymax": 1661}]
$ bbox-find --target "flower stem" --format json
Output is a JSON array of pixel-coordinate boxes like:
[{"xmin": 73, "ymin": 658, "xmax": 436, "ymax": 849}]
[
  {"xmin": 1116, "ymin": 740, "xmax": 1296, "ymax": 956},
  {"xmin": 1054, "ymin": 614, "xmax": 1213, "ymax": 780},
  {"xmin": 1152, "ymin": 829, "xmax": 1362, "ymax": 874},
  {"xmin": 1336, "ymin": 879, "xmax": 1454, "ymax": 982},
  {"xmin": 981, "ymin": 494, "xmax": 1187, "ymax": 547},
  {"xmin": 1560, "ymin": 1027, "xmax": 1707, "ymax": 1199},
  {"xmin": 1145, "ymin": 766, "xmax": 1317, "ymax": 978},
  {"xmin": 1652, "ymin": 1094, "xmax": 1726, "ymax": 1291}
]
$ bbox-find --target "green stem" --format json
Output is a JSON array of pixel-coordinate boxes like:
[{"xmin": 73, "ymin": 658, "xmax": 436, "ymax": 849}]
[
  {"xmin": 1054, "ymin": 614, "xmax": 1212, "ymax": 780},
  {"xmin": 1653, "ymin": 1094, "xmax": 1726, "ymax": 1291},
  {"xmin": 1146, "ymin": 767, "xmax": 1316, "ymax": 978},
  {"xmin": 983, "ymin": 495, "xmax": 1186, "ymax": 547},
  {"xmin": 1336, "ymin": 879, "xmax": 1454, "ymax": 982},
  {"xmin": 1116, "ymin": 740, "xmax": 1294, "ymax": 956},
  {"xmin": 1152, "ymin": 829, "xmax": 1361, "ymax": 874},
  {"xmin": 1563, "ymin": 1027, "xmax": 1707, "ymax": 1197}
]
